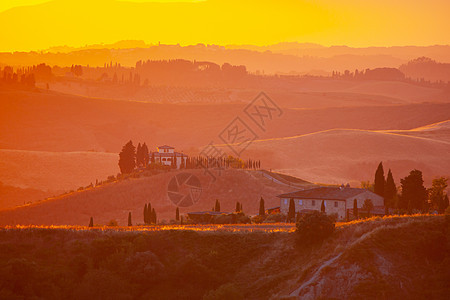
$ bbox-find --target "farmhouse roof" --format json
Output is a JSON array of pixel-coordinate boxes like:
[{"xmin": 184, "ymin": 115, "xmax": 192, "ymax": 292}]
[
  {"xmin": 158, "ymin": 145, "xmax": 174, "ymax": 149},
  {"xmin": 151, "ymin": 151, "xmax": 187, "ymax": 157},
  {"xmin": 278, "ymin": 187, "xmax": 373, "ymax": 200}
]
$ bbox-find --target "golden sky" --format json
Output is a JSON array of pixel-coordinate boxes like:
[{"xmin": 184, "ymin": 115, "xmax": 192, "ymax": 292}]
[{"xmin": 1, "ymin": 0, "xmax": 449, "ymax": 51}]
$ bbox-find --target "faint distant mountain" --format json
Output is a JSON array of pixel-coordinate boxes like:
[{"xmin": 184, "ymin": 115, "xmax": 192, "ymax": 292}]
[
  {"xmin": 46, "ymin": 40, "xmax": 150, "ymax": 53},
  {"xmin": 399, "ymin": 57, "xmax": 450, "ymax": 82},
  {"xmin": 2, "ymin": 41, "xmax": 450, "ymax": 75}
]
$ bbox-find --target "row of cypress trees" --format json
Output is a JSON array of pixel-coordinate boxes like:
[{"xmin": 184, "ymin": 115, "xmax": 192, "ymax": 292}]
[{"xmin": 144, "ymin": 203, "xmax": 157, "ymax": 224}]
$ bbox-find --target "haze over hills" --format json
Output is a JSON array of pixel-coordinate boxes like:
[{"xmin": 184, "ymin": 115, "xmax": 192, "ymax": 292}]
[
  {"xmin": 2, "ymin": 42, "xmax": 450, "ymax": 75},
  {"xmin": 234, "ymin": 127, "xmax": 450, "ymax": 186},
  {"xmin": 0, "ymin": 86, "xmax": 448, "ymax": 201}
]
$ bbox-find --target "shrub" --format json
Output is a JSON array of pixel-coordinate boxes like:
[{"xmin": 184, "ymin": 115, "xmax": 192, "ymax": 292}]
[
  {"xmin": 251, "ymin": 215, "xmax": 265, "ymax": 224},
  {"xmin": 107, "ymin": 220, "xmax": 118, "ymax": 227},
  {"xmin": 296, "ymin": 211, "xmax": 335, "ymax": 245},
  {"xmin": 263, "ymin": 213, "xmax": 286, "ymax": 223}
]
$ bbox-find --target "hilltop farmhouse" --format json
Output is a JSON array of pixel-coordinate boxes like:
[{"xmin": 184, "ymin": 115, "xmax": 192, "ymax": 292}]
[
  {"xmin": 150, "ymin": 145, "xmax": 188, "ymax": 169},
  {"xmin": 278, "ymin": 186, "xmax": 384, "ymax": 220}
]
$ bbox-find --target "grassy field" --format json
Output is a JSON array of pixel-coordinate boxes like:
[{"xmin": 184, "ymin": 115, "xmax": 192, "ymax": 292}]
[{"xmin": 0, "ymin": 215, "xmax": 448, "ymax": 299}]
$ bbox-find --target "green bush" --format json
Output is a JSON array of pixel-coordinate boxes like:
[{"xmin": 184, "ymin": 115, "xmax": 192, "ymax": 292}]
[{"xmin": 296, "ymin": 211, "xmax": 335, "ymax": 245}]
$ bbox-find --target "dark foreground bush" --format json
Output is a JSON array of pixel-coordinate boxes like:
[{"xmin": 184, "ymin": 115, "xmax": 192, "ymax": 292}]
[{"xmin": 296, "ymin": 211, "xmax": 335, "ymax": 245}]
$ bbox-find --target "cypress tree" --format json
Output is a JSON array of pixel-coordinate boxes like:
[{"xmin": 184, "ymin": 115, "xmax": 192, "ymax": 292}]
[
  {"xmin": 240, "ymin": 203, "xmax": 243, "ymax": 213},
  {"xmin": 384, "ymin": 169, "xmax": 396, "ymax": 209},
  {"xmin": 88, "ymin": 217, "xmax": 93, "ymax": 227},
  {"xmin": 321, "ymin": 200, "xmax": 325, "ymax": 213},
  {"xmin": 288, "ymin": 198, "xmax": 295, "ymax": 222},
  {"xmin": 353, "ymin": 199, "xmax": 358, "ymax": 219},
  {"xmin": 176, "ymin": 207, "xmax": 180, "ymax": 221},
  {"xmin": 235, "ymin": 201, "xmax": 240, "ymax": 212},
  {"xmin": 374, "ymin": 162, "xmax": 385, "ymax": 198},
  {"xmin": 215, "ymin": 199, "xmax": 221, "ymax": 212},
  {"xmin": 144, "ymin": 204, "xmax": 148, "ymax": 224},
  {"xmin": 147, "ymin": 202, "xmax": 152, "ymax": 224},
  {"xmin": 259, "ymin": 197, "xmax": 265, "ymax": 216},
  {"xmin": 142, "ymin": 143, "xmax": 149, "ymax": 166},
  {"xmin": 128, "ymin": 212, "xmax": 132, "ymax": 226},
  {"xmin": 136, "ymin": 143, "xmax": 142, "ymax": 167},
  {"xmin": 151, "ymin": 208, "xmax": 156, "ymax": 224}
]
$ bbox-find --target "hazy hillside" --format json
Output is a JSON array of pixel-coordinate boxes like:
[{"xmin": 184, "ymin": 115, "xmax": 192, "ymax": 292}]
[
  {"xmin": 0, "ymin": 169, "xmax": 300, "ymax": 226},
  {"xmin": 0, "ymin": 182, "xmax": 51, "ymax": 210},
  {"xmin": 1, "ymin": 41, "xmax": 450, "ymax": 74},
  {"xmin": 1, "ymin": 88, "xmax": 449, "ymax": 153},
  {"xmin": 0, "ymin": 149, "xmax": 117, "ymax": 192},
  {"xmin": 0, "ymin": 215, "xmax": 447, "ymax": 299},
  {"xmin": 44, "ymin": 77, "xmax": 445, "ymax": 106},
  {"xmin": 236, "ymin": 127, "xmax": 450, "ymax": 185}
]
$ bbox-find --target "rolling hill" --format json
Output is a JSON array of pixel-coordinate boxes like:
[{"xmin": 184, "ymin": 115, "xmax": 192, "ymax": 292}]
[
  {"xmin": 1, "ymin": 88, "xmax": 449, "ymax": 153},
  {"xmin": 0, "ymin": 169, "xmax": 304, "ymax": 226},
  {"xmin": 227, "ymin": 126, "xmax": 450, "ymax": 185}
]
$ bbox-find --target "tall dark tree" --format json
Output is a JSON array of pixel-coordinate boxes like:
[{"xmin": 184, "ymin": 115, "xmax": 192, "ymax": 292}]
[
  {"xmin": 136, "ymin": 143, "xmax": 142, "ymax": 167},
  {"xmin": 235, "ymin": 201, "xmax": 241, "ymax": 213},
  {"xmin": 144, "ymin": 204, "xmax": 148, "ymax": 224},
  {"xmin": 118, "ymin": 140, "xmax": 136, "ymax": 174},
  {"xmin": 374, "ymin": 162, "xmax": 385, "ymax": 198},
  {"xmin": 353, "ymin": 199, "xmax": 358, "ymax": 219},
  {"xmin": 215, "ymin": 199, "xmax": 221, "ymax": 212},
  {"xmin": 321, "ymin": 200, "xmax": 325, "ymax": 213},
  {"xmin": 176, "ymin": 207, "xmax": 180, "ymax": 221},
  {"xmin": 428, "ymin": 177, "xmax": 448, "ymax": 213},
  {"xmin": 142, "ymin": 143, "xmax": 149, "ymax": 166},
  {"xmin": 259, "ymin": 197, "xmax": 265, "ymax": 216},
  {"xmin": 151, "ymin": 208, "xmax": 156, "ymax": 224},
  {"xmin": 240, "ymin": 203, "xmax": 243, "ymax": 213},
  {"xmin": 151, "ymin": 152, "xmax": 155, "ymax": 164},
  {"xmin": 146, "ymin": 202, "xmax": 152, "ymax": 224},
  {"xmin": 288, "ymin": 198, "xmax": 296, "ymax": 222},
  {"xmin": 88, "ymin": 217, "xmax": 93, "ymax": 227},
  {"xmin": 400, "ymin": 169, "xmax": 427, "ymax": 212},
  {"xmin": 384, "ymin": 169, "xmax": 396, "ymax": 209},
  {"xmin": 128, "ymin": 212, "xmax": 132, "ymax": 226}
]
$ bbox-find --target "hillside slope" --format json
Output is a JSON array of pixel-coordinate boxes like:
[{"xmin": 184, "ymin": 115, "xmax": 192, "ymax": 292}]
[
  {"xmin": 280, "ymin": 215, "xmax": 449, "ymax": 299},
  {"xmin": 0, "ymin": 169, "xmax": 300, "ymax": 226},
  {"xmin": 0, "ymin": 149, "xmax": 117, "ymax": 192},
  {"xmin": 1, "ymin": 89, "xmax": 449, "ymax": 152},
  {"xmin": 0, "ymin": 216, "xmax": 447, "ymax": 299},
  {"xmin": 233, "ymin": 127, "xmax": 450, "ymax": 185}
]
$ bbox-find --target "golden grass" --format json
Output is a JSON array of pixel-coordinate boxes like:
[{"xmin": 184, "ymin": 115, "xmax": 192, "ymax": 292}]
[{"xmin": 2, "ymin": 223, "xmax": 296, "ymax": 233}]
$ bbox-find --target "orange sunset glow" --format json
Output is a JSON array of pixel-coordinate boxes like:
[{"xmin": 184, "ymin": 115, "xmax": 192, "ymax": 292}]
[
  {"xmin": 0, "ymin": 0, "xmax": 449, "ymax": 299},
  {"xmin": 1, "ymin": 0, "xmax": 450, "ymax": 51}
]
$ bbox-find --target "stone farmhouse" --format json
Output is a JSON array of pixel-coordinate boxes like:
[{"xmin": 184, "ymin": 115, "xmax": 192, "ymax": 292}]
[
  {"xmin": 278, "ymin": 186, "xmax": 384, "ymax": 220},
  {"xmin": 150, "ymin": 145, "xmax": 188, "ymax": 169}
]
